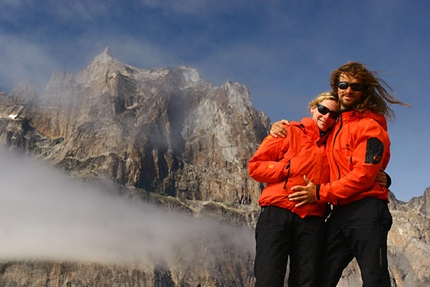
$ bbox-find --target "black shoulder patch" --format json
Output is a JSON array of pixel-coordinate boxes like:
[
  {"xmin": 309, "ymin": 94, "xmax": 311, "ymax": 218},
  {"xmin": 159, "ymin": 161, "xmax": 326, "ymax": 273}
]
[{"xmin": 365, "ymin": 137, "xmax": 384, "ymax": 164}]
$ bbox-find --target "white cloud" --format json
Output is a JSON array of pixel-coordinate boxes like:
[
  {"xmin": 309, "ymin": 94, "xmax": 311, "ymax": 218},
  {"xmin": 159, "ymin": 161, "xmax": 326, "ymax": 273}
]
[{"xmin": 0, "ymin": 148, "xmax": 254, "ymax": 265}]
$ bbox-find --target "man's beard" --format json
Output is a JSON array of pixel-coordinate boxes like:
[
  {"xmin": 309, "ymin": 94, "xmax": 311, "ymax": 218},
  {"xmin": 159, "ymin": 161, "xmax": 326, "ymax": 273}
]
[{"xmin": 340, "ymin": 99, "xmax": 356, "ymax": 110}]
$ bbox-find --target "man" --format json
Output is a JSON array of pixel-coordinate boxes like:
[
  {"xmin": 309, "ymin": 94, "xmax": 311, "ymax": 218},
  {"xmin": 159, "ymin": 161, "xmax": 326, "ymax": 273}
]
[{"xmin": 271, "ymin": 61, "xmax": 409, "ymax": 286}]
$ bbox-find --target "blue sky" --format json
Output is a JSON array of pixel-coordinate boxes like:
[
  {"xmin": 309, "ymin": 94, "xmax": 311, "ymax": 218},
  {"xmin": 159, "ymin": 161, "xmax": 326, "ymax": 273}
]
[{"xmin": 0, "ymin": 0, "xmax": 428, "ymax": 202}]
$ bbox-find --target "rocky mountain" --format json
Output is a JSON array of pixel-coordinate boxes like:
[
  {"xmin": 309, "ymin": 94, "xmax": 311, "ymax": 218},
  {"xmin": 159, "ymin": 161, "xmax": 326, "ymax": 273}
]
[{"xmin": 0, "ymin": 48, "xmax": 428, "ymax": 286}]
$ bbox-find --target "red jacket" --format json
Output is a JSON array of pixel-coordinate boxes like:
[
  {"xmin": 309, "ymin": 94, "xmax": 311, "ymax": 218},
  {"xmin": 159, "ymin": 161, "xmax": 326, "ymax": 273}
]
[
  {"xmin": 248, "ymin": 118, "xmax": 329, "ymax": 218},
  {"xmin": 316, "ymin": 110, "xmax": 391, "ymax": 205}
]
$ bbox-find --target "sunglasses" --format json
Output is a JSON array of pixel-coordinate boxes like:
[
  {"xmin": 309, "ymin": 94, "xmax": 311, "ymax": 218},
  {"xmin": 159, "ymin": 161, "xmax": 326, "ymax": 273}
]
[
  {"xmin": 316, "ymin": 104, "xmax": 339, "ymax": 120},
  {"xmin": 338, "ymin": 81, "xmax": 366, "ymax": 91}
]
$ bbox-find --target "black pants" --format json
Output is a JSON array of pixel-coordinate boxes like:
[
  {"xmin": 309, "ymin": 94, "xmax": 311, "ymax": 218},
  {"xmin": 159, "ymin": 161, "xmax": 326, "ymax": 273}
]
[
  {"xmin": 254, "ymin": 205, "xmax": 324, "ymax": 287},
  {"xmin": 318, "ymin": 197, "xmax": 393, "ymax": 287}
]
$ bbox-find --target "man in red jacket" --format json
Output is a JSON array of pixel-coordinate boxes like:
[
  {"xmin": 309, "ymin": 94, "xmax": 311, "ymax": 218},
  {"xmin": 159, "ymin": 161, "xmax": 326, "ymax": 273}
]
[{"xmin": 272, "ymin": 61, "xmax": 409, "ymax": 286}]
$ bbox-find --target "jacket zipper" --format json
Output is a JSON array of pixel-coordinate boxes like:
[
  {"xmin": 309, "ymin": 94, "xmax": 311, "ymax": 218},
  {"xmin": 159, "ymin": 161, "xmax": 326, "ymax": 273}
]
[{"xmin": 332, "ymin": 114, "xmax": 343, "ymax": 205}]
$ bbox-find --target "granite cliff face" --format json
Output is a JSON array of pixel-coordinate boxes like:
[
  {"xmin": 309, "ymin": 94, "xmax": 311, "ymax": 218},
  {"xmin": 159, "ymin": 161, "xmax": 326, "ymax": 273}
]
[
  {"xmin": 1, "ymin": 48, "xmax": 269, "ymax": 206},
  {"xmin": 0, "ymin": 48, "xmax": 428, "ymax": 286}
]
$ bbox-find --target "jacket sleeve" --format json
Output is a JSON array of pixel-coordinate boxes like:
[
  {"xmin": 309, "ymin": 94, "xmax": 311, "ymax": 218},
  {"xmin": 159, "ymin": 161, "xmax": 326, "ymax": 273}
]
[
  {"xmin": 248, "ymin": 134, "xmax": 291, "ymax": 183},
  {"xmin": 317, "ymin": 121, "xmax": 390, "ymax": 203}
]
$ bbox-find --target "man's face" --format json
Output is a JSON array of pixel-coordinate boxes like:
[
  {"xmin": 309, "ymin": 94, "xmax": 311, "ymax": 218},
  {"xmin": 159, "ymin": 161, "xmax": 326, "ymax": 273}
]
[{"xmin": 337, "ymin": 73, "xmax": 365, "ymax": 109}]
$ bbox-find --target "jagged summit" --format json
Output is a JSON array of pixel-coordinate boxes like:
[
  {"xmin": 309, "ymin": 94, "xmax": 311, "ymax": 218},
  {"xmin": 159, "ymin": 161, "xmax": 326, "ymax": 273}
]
[
  {"xmin": 74, "ymin": 47, "xmax": 132, "ymax": 86},
  {"xmin": 103, "ymin": 46, "xmax": 113, "ymax": 57},
  {"xmin": 93, "ymin": 46, "xmax": 114, "ymax": 63}
]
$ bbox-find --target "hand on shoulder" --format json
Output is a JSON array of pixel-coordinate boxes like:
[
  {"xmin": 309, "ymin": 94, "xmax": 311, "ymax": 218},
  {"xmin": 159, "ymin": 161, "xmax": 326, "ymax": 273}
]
[{"xmin": 270, "ymin": 119, "xmax": 289, "ymax": 137}]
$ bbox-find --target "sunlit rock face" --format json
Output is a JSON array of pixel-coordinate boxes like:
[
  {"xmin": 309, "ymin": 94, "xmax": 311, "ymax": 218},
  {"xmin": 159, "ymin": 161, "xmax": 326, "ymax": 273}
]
[
  {"xmin": 0, "ymin": 47, "xmax": 270, "ymax": 205},
  {"xmin": 0, "ymin": 49, "xmax": 428, "ymax": 287}
]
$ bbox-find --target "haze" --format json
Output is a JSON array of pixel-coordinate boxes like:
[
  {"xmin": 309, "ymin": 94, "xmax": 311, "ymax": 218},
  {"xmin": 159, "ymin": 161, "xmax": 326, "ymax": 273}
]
[{"xmin": 0, "ymin": 148, "xmax": 254, "ymax": 267}]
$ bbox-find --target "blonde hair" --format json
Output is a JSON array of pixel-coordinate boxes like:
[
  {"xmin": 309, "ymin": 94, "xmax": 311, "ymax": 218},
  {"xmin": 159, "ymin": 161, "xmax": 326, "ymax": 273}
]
[{"xmin": 307, "ymin": 91, "xmax": 338, "ymax": 113}]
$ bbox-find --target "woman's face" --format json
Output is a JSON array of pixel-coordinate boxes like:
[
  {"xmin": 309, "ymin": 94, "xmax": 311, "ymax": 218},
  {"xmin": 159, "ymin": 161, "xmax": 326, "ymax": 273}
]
[{"xmin": 311, "ymin": 99, "xmax": 339, "ymax": 132}]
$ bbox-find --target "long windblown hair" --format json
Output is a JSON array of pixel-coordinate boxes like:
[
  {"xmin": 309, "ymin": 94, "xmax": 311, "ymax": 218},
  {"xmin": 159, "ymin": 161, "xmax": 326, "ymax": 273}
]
[{"xmin": 330, "ymin": 61, "xmax": 410, "ymax": 120}]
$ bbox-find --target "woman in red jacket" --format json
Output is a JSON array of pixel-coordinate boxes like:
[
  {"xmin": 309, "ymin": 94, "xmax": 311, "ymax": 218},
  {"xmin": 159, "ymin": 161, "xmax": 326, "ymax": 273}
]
[{"xmin": 248, "ymin": 92, "xmax": 340, "ymax": 287}]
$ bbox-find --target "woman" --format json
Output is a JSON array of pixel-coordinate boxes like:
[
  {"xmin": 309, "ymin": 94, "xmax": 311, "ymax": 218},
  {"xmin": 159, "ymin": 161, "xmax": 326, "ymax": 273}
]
[{"xmin": 248, "ymin": 92, "xmax": 339, "ymax": 287}]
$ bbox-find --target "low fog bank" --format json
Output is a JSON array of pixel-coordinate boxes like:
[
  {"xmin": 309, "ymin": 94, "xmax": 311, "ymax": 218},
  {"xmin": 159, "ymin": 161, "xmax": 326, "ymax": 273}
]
[{"xmin": 0, "ymin": 148, "xmax": 255, "ymax": 267}]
